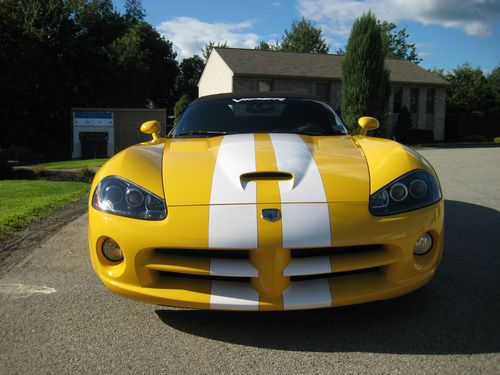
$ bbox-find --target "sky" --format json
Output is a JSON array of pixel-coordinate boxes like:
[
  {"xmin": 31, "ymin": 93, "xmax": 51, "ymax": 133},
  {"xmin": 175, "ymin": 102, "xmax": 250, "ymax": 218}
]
[{"xmin": 114, "ymin": 0, "xmax": 500, "ymax": 73}]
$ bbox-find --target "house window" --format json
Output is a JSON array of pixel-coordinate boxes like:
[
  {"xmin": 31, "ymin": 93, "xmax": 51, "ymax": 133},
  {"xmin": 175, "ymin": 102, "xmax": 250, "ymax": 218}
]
[
  {"xmin": 392, "ymin": 86, "xmax": 402, "ymax": 113},
  {"xmin": 316, "ymin": 83, "xmax": 330, "ymax": 101},
  {"xmin": 258, "ymin": 80, "xmax": 273, "ymax": 92},
  {"xmin": 410, "ymin": 87, "xmax": 419, "ymax": 113},
  {"xmin": 426, "ymin": 88, "xmax": 435, "ymax": 114}
]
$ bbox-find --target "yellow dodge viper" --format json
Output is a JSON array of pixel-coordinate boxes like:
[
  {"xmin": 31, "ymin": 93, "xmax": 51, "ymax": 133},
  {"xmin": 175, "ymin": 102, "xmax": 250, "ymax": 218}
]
[{"xmin": 88, "ymin": 93, "xmax": 444, "ymax": 310}]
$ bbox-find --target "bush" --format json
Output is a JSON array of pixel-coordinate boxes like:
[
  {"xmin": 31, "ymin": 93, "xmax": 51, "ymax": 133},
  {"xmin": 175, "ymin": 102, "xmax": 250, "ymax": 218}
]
[
  {"xmin": 460, "ymin": 134, "xmax": 488, "ymax": 142},
  {"xmin": 174, "ymin": 94, "xmax": 191, "ymax": 123},
  {"xmin": 395, "ymin": 129, "xmax": 434, "ymax": 144},
  {"xmin": 5, "ymin": 144, "xmax": 43, "ymax": 165},
  {"xmin": 0, "ymin": 150, "xmax": 12, "ymax": 179}
]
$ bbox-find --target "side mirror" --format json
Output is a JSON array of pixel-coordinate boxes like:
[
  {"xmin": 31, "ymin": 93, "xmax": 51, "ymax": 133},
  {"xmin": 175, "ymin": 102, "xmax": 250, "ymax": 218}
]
[
  {"xmin": 358, "ymin": 117, "xmax": 379, "ymax": 136},
  {"xmin": 140, "ymin": 120, "xmax": 161, "ymax": 141}
]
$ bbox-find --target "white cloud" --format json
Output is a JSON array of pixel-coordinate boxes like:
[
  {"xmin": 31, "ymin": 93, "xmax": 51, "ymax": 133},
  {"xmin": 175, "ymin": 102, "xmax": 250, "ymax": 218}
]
[
  {"xmin": 157, "ymin": 17, "xmax": 260, "ymax": 59},
  {"xmin": 297, "ymin": 0, "xmax": 500, "ymax": 37}
]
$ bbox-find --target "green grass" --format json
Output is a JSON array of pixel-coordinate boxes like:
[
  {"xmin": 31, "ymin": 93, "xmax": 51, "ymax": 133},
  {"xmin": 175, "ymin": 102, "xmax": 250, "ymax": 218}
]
[
  {"xmin": 0, "ymin": 180, "xmax": 89, "ymax": 240},
  {"xmin": 33, "ymin": 158, "xmax": 107, "ymax": 170}
]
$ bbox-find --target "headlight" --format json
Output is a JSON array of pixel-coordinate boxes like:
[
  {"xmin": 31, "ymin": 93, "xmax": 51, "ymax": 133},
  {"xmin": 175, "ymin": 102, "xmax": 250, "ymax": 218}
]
[
  {"xmin": 370, "ymin": 170, "xmax": 441, "ymax": 216},
  {"xmin": 92, "ymin": 176, "xmax": 167, "ymax": 220}
]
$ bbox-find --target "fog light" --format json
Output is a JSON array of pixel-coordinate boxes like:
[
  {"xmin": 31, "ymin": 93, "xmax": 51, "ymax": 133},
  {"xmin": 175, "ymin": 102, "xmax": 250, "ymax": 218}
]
[
  {"xmin": 414, "ymin": 233, "xmax": 433, "ymax": 256},
  {"xmin": 102, "ymin": 238, "xmax": 123, "ymax": 262}
]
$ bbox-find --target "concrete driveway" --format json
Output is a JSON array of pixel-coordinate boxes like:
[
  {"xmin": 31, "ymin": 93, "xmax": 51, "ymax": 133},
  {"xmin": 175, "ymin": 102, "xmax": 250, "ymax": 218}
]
[{"xmin": 1, "ymin": 147, "xmax": 499, "ymax": 374}]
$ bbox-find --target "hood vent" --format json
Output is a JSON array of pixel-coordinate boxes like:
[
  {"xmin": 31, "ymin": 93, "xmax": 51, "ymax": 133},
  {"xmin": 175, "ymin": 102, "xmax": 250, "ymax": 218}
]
[{"xmin": 240, "ymin": 171, "xmax": 293, "ymax": 183}]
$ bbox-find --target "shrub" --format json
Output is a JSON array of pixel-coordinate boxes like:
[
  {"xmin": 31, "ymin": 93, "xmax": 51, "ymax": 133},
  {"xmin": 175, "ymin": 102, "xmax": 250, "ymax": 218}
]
[
  {"xmin": 395, "ymin": 129, "xmax": 434, "ymax": 144},
  {"xmin": 460, "ymin": 134, "xmax": 488, "ymax": 142},
  {"xmin": 174, "ymin": 94, "xmax": 191, "ymax": 123},
  {"xmin": 5, "ymin": 144, "xmax": 43, "ymax": 165},
  {"xmin": 0, "ymin": 150, "xmax": 12, "ymax": 179}
]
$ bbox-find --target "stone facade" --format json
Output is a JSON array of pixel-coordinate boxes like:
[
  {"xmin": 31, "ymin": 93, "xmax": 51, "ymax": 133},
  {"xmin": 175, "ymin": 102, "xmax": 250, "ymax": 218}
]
[{"xmin": 232, "ymin": 75, "xmax": 446, "ymax": 141}]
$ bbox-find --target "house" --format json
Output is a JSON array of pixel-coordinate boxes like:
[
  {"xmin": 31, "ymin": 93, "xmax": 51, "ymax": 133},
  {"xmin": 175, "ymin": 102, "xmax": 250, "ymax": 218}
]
[{"xmin": 198, "ymin": 48, "xmax": 449, "ymax": 141}]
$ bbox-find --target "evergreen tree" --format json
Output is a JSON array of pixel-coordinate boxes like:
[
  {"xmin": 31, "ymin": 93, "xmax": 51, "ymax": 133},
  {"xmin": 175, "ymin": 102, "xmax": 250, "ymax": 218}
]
[
  {"xmin": 124, "ymin": 0, "xmax": 145, "ymax": 23},
  {"xmin": 341, "ymin": 12, "xmax": 390, "ymax": 132},
  {"xmin": 280, "ymin": 18, "xmax": 329, "ymax": 53}
]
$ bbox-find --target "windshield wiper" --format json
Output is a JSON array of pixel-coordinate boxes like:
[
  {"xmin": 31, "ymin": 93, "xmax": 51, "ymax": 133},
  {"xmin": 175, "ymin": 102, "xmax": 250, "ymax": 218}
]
[{"xmin": 175, "ymin": 130, "xmax": 229, "ymax": 138}]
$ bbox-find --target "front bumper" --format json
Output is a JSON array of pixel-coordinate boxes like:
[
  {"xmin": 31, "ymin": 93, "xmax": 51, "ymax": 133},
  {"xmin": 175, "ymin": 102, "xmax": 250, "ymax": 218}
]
[{"xmin": 88, "ymin": 201, "xmax": 444, "ymax": 310}]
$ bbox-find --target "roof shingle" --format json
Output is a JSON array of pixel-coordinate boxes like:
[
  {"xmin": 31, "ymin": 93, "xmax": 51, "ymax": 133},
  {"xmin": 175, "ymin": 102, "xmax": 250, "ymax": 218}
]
[{"xmin": 215, "ymin": 48, "xmax": 448, "ymax": 86}]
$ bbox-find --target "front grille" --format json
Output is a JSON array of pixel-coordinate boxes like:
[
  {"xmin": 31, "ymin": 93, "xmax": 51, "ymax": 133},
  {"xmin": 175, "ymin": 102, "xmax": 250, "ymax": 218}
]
[
  {"xmin": 291, "ymin": 244, "xmax": 383, "ymax": 257},
  {"xmin": 290, "ymin": 266, "xmax": 382, "ymax": 281},
  {"xmin": 154, "ymin": 248, "xmax": 249, "ymax": 259}
]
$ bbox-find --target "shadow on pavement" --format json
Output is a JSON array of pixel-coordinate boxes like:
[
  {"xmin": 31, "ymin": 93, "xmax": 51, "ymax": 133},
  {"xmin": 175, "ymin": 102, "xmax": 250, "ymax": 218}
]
[{"xmin": 156, "ymin": 200, "xmax": 500, "ymax": 355}]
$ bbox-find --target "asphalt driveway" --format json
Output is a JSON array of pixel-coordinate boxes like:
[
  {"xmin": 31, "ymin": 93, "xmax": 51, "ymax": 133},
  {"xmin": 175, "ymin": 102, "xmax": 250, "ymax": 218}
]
[{"xmin": 0, "ymin": 147, "xmax": 499, "ymax": 374}]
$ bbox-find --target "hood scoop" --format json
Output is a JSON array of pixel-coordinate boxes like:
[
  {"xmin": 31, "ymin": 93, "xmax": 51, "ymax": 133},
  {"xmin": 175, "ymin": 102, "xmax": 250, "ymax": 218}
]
[
  {"xmin": 240, "ymin": 171, "xmax": 294, "ymax": 190},
  {"xmin": 240, "ymin": 171, "xmax": 293, "ymax": 182}
]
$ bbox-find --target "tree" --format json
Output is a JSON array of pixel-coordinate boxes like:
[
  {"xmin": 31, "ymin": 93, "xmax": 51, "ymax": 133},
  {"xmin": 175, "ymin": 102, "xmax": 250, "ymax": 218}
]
[
  {"xmin": 178, "ymin": 55, "xmax": 204, "ymax": 99},
  {"xmin": 486, "ymin": 65, "xmax": 500, "ymax": 114},
  {"xmin": 108, "ymin": 22, "xmax": 179, "ymax": 108},
  {"xmin": 0, "ymin": 0, "xmax": 179, "ymax": 159},
  {"xmin": 124, "ymin": 0, "xmax": 145, "ymax": 23},
  {"xmin": 446, "ymin": 63, "xmax": 490, "ymax": 115},
  {"xmin": 379, "ymin": 21, "xmax": 421, "ymax": 64},
  {"xmin": 341, "ymin": 12, "xmax": 391, "ymax": 132},
  {"xmin": 280, "ymin": 18, "xmax": 329, "ymax": 53},
  {"xmin": 254, "ymin": 40, "xmax": 280, "ymax": 51},
  {"xmin": 335, "ymin": 21, "xmax": 420, "ymax": 64},
  {"xmin": 174, "ymin": 94, "xmax": 191, "ymax": 123},
  {"xmin": 202, "ymin": 41, "xmax": 230, "ymax": 62}
]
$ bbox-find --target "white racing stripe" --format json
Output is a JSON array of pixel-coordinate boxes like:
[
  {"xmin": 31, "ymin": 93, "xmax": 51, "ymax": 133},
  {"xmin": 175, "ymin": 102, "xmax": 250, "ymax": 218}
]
[
  {"xmin": 283, "ymin": 279, "xmax": 332, "ymax": 310},
  {"xmin": 270, "ymin": 133, "xmax": 331, "ymax": 248},
  {"xmin": 210, "ymin": 133, "xmax": 256, "ymax": 204},
  {"xmin": 283, "ymin": 255, "xmax": 331, "ymax": 277},
  {"xmin": 281, "ymin": 203, "xmax": 331, "ymax": 248},
  {"xmin": 210, "ymin": 258, "xmax": 258, "ymax": 277},
  {"xmin": 210, "ymin": 281, "xmax": 259, "ymax": 310},
  {"xmin": 209, "ymin": 134, "xmax": 258, "ymax": 248},
  {"xmin": 269, "ymin": 133, "xmax": 327, "ymax": 203}
]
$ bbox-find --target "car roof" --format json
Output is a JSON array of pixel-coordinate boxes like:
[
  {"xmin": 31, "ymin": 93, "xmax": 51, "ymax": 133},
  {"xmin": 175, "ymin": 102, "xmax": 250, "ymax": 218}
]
[{"xmin": 191, "ymin": 92, "xmax": 327, "ymax": 105}]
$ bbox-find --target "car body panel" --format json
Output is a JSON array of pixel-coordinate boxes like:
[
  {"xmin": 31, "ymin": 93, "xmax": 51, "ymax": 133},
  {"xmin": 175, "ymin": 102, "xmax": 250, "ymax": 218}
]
[{"xmin": 89, "ymin": 132, "xmax": 444, "ymax": 310}]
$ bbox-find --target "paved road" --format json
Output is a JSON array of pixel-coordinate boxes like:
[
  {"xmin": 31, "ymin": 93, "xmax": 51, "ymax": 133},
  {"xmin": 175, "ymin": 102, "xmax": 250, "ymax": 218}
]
[{"xmin": 1, "ymin": 147, "xmax": 499, "ymax": 374}]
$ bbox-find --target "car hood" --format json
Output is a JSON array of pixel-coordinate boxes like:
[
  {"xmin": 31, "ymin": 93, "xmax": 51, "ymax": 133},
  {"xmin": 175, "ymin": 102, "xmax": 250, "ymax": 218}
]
[{"xmin": 162, "ymin": 133, "xmax": 369, "ymax": 206}]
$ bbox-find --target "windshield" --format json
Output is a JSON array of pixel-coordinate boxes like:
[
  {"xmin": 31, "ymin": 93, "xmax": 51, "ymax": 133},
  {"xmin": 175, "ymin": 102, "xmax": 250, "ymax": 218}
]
[{"xmin": 171, "ymin": 98, "xmax": 348, "ymax": 138}]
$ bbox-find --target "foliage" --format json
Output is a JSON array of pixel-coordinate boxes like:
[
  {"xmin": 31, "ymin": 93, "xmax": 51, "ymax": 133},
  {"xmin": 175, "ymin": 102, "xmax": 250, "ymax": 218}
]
[
  {"xmin": 336, "ymin": 20, "xmax": 420, "ymax": 64},
  {"xmin": 202, "ymin": 41, "xmax": 230, "ymax": 62},
  {"xmin": 0, "ymin": 150, "xmax": 11, "ymax": 179},
  {"xmin": 0, "ymin": 0, "xmax": 178, "ymax": 160},
  {"xmin": 0, "ymin": 180, "xmax": 89, "ymax": 239},
  {"xmin": 177, "ymin": 55, "xmax": 205, "ymax": 100},
  {"xmin": 434, "ymin": 63, "xmax": 494, "ymax": 116},
  {"xmin": 174, "ymin": 95, "xmax": 191, "ymax": 123},
  {"xmin": 379, "ymin": 21, "xmax": 421, "ymax": 64},
  {"xmin": 108, "ymin": 21, "xmax": 179, "ymax": 107},
  {"xmin": 124, "ymin": 0, "xmax": 145, "ymax": 23},
  {"xmin": 341, "ymin": 12, "xmax": 391, "ymax": 132},
  {"xmin": 460, "ymin": 134, "xmax": 488, "ymax": 142},
  {"xmin": 280, "ymin": 18, "xmax": 329, "ymax": 53},
  {"xmin": 254, "ymin": 40, "xmax": 281, "ymax": 51},
  {"xmin": 486, "ymin": 66, "xmax": 500, "ymax": 114}
]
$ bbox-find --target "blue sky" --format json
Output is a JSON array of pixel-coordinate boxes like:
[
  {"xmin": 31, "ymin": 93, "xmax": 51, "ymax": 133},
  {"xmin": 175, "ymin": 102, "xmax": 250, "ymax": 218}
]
[{"xmin": 114, "ymin": 0, "xmax": 500, "ymax": 73}]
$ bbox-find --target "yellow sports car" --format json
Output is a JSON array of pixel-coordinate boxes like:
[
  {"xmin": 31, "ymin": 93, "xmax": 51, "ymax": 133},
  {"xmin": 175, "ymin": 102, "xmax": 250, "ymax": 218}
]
[{"xmin": 88, "ymin": 93, "xmax": 443, "ymax": 310}]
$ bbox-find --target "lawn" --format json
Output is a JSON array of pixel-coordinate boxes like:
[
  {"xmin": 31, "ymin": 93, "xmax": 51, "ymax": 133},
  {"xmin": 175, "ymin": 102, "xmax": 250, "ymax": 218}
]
[
  {"xmin": 33, "ymin": 158, "xmax": 107, "ymax": 170},
  {"xmin": 0, "ymin": 180, "xmax": 89, "ymax": 239}
]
